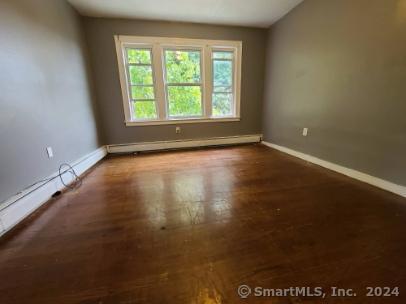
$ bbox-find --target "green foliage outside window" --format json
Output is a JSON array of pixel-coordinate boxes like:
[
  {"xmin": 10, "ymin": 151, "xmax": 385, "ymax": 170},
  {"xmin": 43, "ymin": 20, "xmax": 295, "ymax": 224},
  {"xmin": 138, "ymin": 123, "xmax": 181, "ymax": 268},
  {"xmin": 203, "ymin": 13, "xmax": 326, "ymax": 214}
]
[
  {"xmin": 133, "ymin": 101, "xmax": 157, "ymax": 119},
  {"xmin": 213, "ymin": 60, "xmax": 232, "ymax": 87},
  {"xmin": 129, "ymin": 66, "xmax": 153, "ymax": 85},
  {"xmin": 127, "ymin": 48, "xmax": 234, "ymax": 119},
  {"xmin": 165, "ymin": 50, "xmax": 201, "ymax": 83},
  {"xmin": 131, "ymin": 86, "xmax": 154, "ymax": 100},
  {"xmin": 127, "ymin": 49, "xmax": 151, "ymax": 64},
  {"xmin": 165, "ymin": 50, "xmax": 202, "ymax": 117},
  {"xmin": 127, "ymin": 48, "xmax": 157, "ymax": 120},
  {"xmin": 212, "ymin": 52, "xmax": 233, "ymax": 116},
  {"xmin": 213, "ymin": 93, "xmax": 232, "ymax": 116},
  {"xmin": 168, "ymin": 86, "xmax": 202, "ymax": 117}
]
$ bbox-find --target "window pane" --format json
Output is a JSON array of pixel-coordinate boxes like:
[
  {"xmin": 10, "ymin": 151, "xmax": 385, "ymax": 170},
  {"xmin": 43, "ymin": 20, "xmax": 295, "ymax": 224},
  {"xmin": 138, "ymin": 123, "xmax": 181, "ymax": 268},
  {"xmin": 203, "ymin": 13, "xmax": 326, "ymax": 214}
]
[
  {"xmin": 133, "ymin": 101, "xmax": 157, "ymax": 119},
  {"xmin": 131, "ymin": 86, "xmax": 154, "ymax": 100},
  {"xmin": 168, "ymin": 86, "xmax": 202, "ymax": 117},
  {"xmin": 213, "ymin": 51, "xmax": 233, "ymax": 60},
  {"xmin": 165, "ymin": 50, "xmax": 201, "ymax": 83},
  {"xmin": 212, "ymin": 93, "xmax": 233, "ymax": 117},
  {"xmin": 129, "ymin": 66, "xmax": 153, "ymax": 85},
  {"xmin": 127, "ymin": 49, "xmax": 151, "ymax": 64},
  {"xmin": 213, "ymin": 60, "xmax": 232, "ymax": 87}
]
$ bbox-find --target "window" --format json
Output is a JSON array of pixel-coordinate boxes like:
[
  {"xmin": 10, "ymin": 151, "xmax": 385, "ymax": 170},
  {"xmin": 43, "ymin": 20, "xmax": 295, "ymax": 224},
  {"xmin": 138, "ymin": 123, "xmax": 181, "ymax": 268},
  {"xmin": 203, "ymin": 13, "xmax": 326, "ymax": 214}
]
[
  {"xmin": 115, "ymin": 36, "xmax": 242, "ymax": 126},
  {"xmin": 212, "ymin": 51, "xmax": 234, "ymax": 117},
  {"xmin": 164, "ymin": 50, "xmax": 203, "ymax": 118},
  {"xmin": 126, "ymin": 48, "xmax": 157, "ymax": 120}
]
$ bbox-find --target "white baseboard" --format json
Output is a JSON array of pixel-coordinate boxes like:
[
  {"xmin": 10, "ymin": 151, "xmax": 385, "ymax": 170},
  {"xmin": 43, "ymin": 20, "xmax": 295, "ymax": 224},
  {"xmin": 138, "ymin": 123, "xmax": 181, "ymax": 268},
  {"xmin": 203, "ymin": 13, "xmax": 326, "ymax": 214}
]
[
  {"xmin": 0, "ymin": 146, "xmax": 107, "ymax": 236},
  {"xmin": 107, "ymin": 134, "xmax": 262, "ymax": 154},
  {"xmin": 262, "ymin": 141, "xmax": 406, "ymax": 198}
]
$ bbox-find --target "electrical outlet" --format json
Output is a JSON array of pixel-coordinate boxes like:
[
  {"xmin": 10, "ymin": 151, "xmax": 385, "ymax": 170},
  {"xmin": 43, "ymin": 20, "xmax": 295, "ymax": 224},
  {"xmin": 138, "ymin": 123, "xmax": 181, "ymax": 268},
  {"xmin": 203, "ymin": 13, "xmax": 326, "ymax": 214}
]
[
  {"xmin": 175, "ymin": 126, "xmax": 181, "ymax": 134},
  {"xmin": 46, "ymin": 147, "xmax": 54, "ymax": 158},
  {"xmin": 302, "ymin": 128, "xmax": 308, "ymax": 137}
]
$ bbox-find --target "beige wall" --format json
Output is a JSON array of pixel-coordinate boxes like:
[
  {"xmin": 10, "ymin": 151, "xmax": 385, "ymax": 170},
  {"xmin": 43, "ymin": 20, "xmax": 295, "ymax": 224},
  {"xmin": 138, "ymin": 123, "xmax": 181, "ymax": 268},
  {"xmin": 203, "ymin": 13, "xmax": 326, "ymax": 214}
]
[
  {"xmin": 83, "ymin": 17, "xmax": 267, "ymax": 144},
  {"xmin": 262, "ymin": 0, "xmax": 406, "ymax": 186},
  {"xmin": 0, "ymin": 0, "xmax": 101, "ymax": 202}
]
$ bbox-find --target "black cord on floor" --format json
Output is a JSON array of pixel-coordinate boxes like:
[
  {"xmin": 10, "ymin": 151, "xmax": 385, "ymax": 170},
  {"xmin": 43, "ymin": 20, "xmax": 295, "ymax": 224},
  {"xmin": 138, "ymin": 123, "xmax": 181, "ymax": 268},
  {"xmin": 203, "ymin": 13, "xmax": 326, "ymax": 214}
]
[
  {"xmin": 58, "ymin": 163, "xmax": 82, "ymax": 189},
  {"xmin": 0, "ymin": 163, "xmax": 83, "ymax": 210}
]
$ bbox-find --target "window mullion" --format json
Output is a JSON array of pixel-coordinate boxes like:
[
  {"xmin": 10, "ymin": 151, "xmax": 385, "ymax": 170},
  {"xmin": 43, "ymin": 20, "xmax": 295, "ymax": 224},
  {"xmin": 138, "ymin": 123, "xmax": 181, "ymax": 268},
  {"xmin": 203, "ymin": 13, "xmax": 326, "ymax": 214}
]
[
  {"xmin": 235, "ymin": 47, "xmax": 242, "ymax": 118},
  {"xmin": 114, "ymin": 37, "xmax": 132, "ymax": 122},
  {"xmin": 203, "ymin": 45, "xmax": 212, "ymax": 118},
  {"xmin": 152, "ymin": 44, "xmax": 167, "ymax": 120},
  {"xmin": 166, "ymin": 83, "xmax": 202, "ymax": 86}
]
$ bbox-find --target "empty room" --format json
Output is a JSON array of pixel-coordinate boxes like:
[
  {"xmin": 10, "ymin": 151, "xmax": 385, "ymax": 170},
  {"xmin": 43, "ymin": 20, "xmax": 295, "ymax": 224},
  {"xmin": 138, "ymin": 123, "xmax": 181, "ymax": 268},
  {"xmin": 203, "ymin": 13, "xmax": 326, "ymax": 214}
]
[{"xmin": 1, "ymin": 0, "xmax": 406, "ymax": 303}]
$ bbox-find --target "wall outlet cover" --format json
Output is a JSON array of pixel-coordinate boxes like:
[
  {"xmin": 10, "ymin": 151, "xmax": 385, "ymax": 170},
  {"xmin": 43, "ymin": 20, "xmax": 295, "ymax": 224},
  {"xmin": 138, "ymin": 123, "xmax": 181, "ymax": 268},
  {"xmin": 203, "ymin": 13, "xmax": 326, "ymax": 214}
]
[
  {"xmin": 302, "ymin": 128, "xmax": 308, "ymax": 136},
  {"xmin": 46, "ymin": 147, "xmax": 54, "ymax": 158}
]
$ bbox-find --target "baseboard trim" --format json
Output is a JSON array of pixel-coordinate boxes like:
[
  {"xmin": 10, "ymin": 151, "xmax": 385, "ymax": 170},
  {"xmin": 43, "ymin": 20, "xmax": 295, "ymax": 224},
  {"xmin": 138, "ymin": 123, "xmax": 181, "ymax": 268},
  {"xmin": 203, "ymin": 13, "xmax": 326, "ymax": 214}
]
[
  {"xmin": 262, "ymin": 141, "xmax": 406, "ymax": 198},
  {"xmin": 107, "ymin": 134, "xmax": 262, "ymax": 153},
  {"xmin": 0, "ymin": 146, "xmax": 107, "ymax": 236}
]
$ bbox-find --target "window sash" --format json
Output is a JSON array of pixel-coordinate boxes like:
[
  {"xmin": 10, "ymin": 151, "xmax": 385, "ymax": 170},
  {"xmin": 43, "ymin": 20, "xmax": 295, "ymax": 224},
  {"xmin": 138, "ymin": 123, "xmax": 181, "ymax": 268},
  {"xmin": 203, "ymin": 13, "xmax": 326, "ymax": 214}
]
[
  {"xmin": 163, "ymin": 48, "xmax": 203, "ymax": 85},
  {"xmin": 123, "ymin": 47, "xmax": 159, "ymax": 121},
  {"xmin": 163, "ymin": 49, "xmax": 204, "ymax": 118},
  {"xmin": 211, "ymin": 50, "xmax": 236, "ymax": 117},
  {"xmin": 131, "ymin": 100, "xmax": 158, "ymax": 121},
  {"xmin": 166, "ymin": 84, "xmax": 204, "ymax": 119}
]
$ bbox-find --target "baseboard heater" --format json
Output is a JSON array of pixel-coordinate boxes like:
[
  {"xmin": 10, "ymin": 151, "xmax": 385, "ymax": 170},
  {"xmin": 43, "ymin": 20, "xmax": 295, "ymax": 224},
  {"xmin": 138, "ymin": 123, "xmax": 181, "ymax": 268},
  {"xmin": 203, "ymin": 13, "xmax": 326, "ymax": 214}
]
[{"xmin": 107, "ymin": 134, "xmax": 262, "ymax": 154}]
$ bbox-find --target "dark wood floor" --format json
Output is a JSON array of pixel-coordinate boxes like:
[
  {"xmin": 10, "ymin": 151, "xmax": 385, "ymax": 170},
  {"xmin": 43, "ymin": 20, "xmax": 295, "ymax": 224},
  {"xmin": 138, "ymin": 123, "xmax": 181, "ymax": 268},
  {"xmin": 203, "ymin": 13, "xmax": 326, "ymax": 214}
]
[{"xmin": 0, "ymin": 144, "xmax": 405, "ymax": 304}]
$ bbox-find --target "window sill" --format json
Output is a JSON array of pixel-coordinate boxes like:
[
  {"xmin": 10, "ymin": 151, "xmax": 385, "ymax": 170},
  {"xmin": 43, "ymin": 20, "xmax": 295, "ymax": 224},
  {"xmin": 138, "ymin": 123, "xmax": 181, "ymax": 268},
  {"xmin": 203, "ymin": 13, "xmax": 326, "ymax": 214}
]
[{"xmin": 125, "ymin": 117, "xmax": 240, "ymax": 126}]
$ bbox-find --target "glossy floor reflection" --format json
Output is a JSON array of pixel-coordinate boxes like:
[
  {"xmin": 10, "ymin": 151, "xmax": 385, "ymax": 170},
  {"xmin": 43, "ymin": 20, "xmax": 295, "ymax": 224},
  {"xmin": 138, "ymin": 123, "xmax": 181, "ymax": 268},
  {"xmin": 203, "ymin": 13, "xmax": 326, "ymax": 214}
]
[{"xmin": 0, "ymin": 144, "xmax": 405, "ymax": 303}]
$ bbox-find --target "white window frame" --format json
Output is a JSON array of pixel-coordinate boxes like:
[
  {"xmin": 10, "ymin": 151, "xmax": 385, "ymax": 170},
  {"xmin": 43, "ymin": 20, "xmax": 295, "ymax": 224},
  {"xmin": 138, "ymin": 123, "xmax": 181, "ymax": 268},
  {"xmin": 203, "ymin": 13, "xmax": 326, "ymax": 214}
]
[
  {"xmin": 124, "ymin": 46, "xmax": 158, "ymax": 121},
  {"xmin": 211, "ymin": 49, "xmax": 236, "ymax": 118},
  {"xmin": 115, "ymin": 35, "xmax": 242, "ymax": 126},
  {"xmin": 163, "ymin": 47, "xmax": 204, "ymax": 119}
]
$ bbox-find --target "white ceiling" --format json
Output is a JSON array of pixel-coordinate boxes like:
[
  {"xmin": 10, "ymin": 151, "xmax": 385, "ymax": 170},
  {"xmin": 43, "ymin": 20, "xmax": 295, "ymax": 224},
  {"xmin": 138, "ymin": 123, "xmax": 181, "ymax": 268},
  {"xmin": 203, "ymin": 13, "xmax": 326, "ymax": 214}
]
[{"xmin": 67, "ymin": 0, "xmax": 304, "ymax": 28}]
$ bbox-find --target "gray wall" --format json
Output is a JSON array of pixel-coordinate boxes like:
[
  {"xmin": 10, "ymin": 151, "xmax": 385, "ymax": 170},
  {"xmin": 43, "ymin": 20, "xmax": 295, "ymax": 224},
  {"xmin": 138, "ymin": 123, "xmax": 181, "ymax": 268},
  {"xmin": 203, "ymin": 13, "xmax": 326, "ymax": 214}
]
[
  {"xmin": 83, "ymin": 18, "xmax": 267, "ymax": 144},
  {"xmin": 263, "ymin": 0, "xmax": 406, "ymax": 186},
  {"xmin": 0, "ymin": 0, "xmax": 102, "ymax": 203}
]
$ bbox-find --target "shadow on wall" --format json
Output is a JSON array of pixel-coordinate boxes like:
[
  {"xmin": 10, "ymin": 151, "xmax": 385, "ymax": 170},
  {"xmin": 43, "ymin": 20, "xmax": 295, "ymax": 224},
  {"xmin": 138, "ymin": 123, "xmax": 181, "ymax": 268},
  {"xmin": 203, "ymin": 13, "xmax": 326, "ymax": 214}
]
[
  {"xmin": 0, "ymin": 0, "xmax": 103, "ymax": 203},
  {"xmin": 261, "ymin": 0, "xmax": 406, "ymax": 186},
  {"xmin": 396, "ymin": 0, "xmax": 406, "ymax": 23},
  {"xmin": 1, "ymin": 0, "xmax": 103, "ymax": 144}
]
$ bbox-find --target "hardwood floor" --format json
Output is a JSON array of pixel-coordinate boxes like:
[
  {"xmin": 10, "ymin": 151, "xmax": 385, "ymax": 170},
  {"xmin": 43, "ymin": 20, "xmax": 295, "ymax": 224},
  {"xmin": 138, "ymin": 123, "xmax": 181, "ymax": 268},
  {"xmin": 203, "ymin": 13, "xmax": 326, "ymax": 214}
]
[{"xmin": 1, "ymin": 144, "xmax": 405, "ymax": 304}]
